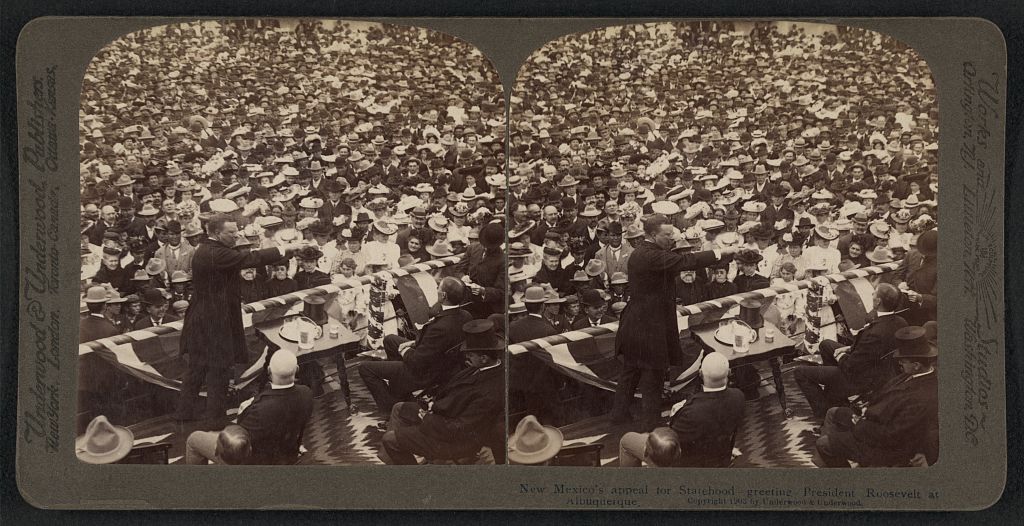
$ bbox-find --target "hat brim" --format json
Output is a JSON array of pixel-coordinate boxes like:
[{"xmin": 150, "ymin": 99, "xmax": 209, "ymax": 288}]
[
  {"xmin": 75, "ymin": 427, "xmax": 134, "ymax": 464},
  {"xmin": 508, "ymin": 426, "xmax": 564, "ymax": 464}
]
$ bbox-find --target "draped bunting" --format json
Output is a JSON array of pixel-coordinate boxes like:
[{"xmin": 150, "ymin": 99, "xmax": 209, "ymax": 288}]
[
  {"xmin": 509, "ymin": 262, "xmax": 903, "ymax": 392},
  {"xmin": 79, "ymin": 256, "xmax": 461, "ymax": 391}
]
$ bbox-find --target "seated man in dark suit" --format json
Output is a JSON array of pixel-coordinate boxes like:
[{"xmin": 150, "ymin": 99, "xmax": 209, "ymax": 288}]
[
  {"xmin": 187, "ymin": 350, "xmax": 313, "ymax": 464},
  {"xmin": 794, "ymin": 283, "xmax": 907, "ymax": 417},
  {"xmin": 570, "ymin": 289, "xmax": 616, "ymax": 330},
  {"xmin": 358, "ymin": 277, "xmax": 473, "ymax": 415},
  {"xmin": 379, "ymin": 319, "xmax": 505, "ymax": 465},
  {"xmin": 618, "ymin": 352, "xmax": 745, "ymax": 467},
  {"xmin": 131, "ymin": 288, "xmax": 180, "ymax": 329},
  {"xmin": 814, "ymin": 326, "xmax": 938, "ymax": 467}
]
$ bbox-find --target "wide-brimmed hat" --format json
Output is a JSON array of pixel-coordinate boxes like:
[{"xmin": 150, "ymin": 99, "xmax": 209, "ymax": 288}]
[
  {"xmin": 170, "ymin": 270, "xmax": 191, "ymax": 283},
  {"xmin": 579, "ymin": 204, "xmax": 601, "ymax": 218},
  {"xmin": 461, "ymin": 319, "xmax": 503, "ymax": 352},
  {"xmin": 570, "ymin": 270, "xmax": 590, "ymax": 283},
  {"xmin": 584, "ymin": 259, "xmax": 605, "ymax": 277},
  {"xmin": 427, "ymin": 215, "xmax": 449, "ymax": 233},
  {"xmin": 892, "ymin": 326, "xmax": 936, "ymax": 359},
  {"xmin": 508, "ymin": 220, "xmax": 536, "ymax": 239},
  {"xmin": 814, "ymin": 225, "xmax": 839, "ymax": 241},
  {"xmin": 523, "ymin": 286, "xmax": 548, "ymax": 303},
  {"xmin": 425, "ymin": 240, "xmax": 454, "ymax": 258},
  {"xmin": 741, "ymin": 200, "xmax": 767, "ymax": 214},
  {"xmin": 296, "ymin": 245, "xmax": 324, "ymax": 261},
  {"xmin": 84, "ymin": 286, "xmax": 109, "ymax": 304},
  {"xmin": 891, "ymin": 209, "xmax": 913, "ymax": 224},
  {"xmin": 145, "ymin": 257, "xmax": 165, "ymax": 276},
  {"xmin": 624, "ymin": 223, "xmax": 644, "ymax": 239},
  {"xmin": 137, "ymin": 203, "xmax": 160, "ymax": 217},
  {"xmin": 508, "ymin": 415, "xmax": 563, "ymax": 465},
  {"xmin": 372, "ymin": 220, "xmax": 398, "ymax": 236},
  {"xmin": 866, "ymin": 246, "xmax": 894, "ymax": 264},
  {"xmin": 75, "ymin": 415, "xmax": 134, "ymax": 464},
  {"xmin": 610, "ymin": 272, "xmax": 628, "ymax": 285},
  {"xmin": 509, "ymin": 302, "xmax": 527, "ymax": 315},
  {"xmin": 735, "ymin": 249, "xmax": 764, "ymax": 265}
]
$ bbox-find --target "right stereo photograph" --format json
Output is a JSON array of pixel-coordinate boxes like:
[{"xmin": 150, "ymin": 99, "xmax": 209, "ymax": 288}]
[{"xmin": 505, "ymin": 21, "xmax": 939, "ymax": 469}]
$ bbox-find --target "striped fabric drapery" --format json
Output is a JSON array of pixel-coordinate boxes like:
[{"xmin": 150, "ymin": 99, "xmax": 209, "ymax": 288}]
[
  {"xmin": 78, "ymin": 255, "xmax": 463, "ymax": 391},
  {"xmin": 508, "ymin": 262, "xmax": 903, "ymax": 393}
]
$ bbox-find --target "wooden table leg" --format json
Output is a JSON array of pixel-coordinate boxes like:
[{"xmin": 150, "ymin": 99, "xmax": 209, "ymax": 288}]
[
  {"xmin": 769, "ymin": 357, "xmax": 792, "ymax": 417},
  {"xmin": 336, "ymin": 350, "xmax": 356, "ymax": 413}
]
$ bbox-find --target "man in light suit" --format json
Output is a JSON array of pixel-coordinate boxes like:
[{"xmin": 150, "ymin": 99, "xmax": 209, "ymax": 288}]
[
  {"xmin": 595, "ymin": 222, "xmax": 632, "ymax": 279},
  {"xmin": 153, "ymin": 221, "xmax": 195, "ymax": 278}
]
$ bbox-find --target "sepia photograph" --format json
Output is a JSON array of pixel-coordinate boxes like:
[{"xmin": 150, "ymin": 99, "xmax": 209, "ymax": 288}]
[
  {"xmin": 76, "ymin": 19, "xmax": 508, "ymax": 466},
  {"xmin": 506, "ymin": 21, "xmax": 939, "ymax": 468}
]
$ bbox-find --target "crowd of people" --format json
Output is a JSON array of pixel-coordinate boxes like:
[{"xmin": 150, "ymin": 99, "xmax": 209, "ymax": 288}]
[
  {"xmin": 77, "ymin": 20, "xmax": 507, "ymax": 465},
  {"xmin": 77, "ymin": 19, "xmax": 942, "ymax": 468},
  {"xmin": 504, "ymin": 22, "xmax": 939, "ymax": 467}
]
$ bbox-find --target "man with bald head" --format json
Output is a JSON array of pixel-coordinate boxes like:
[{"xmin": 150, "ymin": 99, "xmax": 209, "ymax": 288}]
[
  {"xmin": 185, "ymin": 351, "xmax": 312, "ymax": 464},
  {"xmin": 531, "ymin": 205, "xmax": 561, "ymax": 245},
  {"xmin": 358, "ymin": 276, "xmax": 473, "ymax": 415},
  {"xmin": 618, "ymin": 353, "xmax": 745, "ymax": 467},
  {"xmin": 84, "ymin": 204, "xmax": 119, "ymax": 245},
  {"xmin": 795, "ymin": 282, "xmax": 908, "ymax": 418}
]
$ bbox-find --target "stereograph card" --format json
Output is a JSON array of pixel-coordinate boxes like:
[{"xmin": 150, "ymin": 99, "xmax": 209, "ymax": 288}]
[{"xmin": 14, "ymin": 17, "xmax": 1007, "ymax": 510}]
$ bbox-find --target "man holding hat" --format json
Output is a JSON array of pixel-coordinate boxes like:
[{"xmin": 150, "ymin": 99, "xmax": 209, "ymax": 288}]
[
  {"xmin": 813, "ymin": 325, "xmax": 938, "ymax": 467},
  {"xmin": 379, "ymin": 319, "xmax": 505, "ymax": 465},
  {"xmin": 610, "ymin": 214, "xmax": 739, "ymax": 432},
  {"xmin": 176, "ymin": 214, "xmax": 309, "ymax": 429}
]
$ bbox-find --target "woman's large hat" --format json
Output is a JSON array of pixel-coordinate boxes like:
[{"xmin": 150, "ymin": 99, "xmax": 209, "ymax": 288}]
[
  {"xmin": 425, "ymin": 240, "xmax": 454, "ymax": 258},
  {"xmin": 75, "ymin": 415, "xmax": 134, "ymax": 464},
  {"xmin": 508, "ymin": 221, "xmax": 535, "ymax": 239},
  {"xmin": 508, "ymin": 415, "xmax": 563, "ymax": 465}
]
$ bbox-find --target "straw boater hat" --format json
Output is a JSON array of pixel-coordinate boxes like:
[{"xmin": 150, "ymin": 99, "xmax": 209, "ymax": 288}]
[
  {"xmin": 76, "ymin": 415, "xmax": 134, "ymax": 464},
  {"xmin": 508, "ymin": 415, "xmax": 563, "ymax": 465}
]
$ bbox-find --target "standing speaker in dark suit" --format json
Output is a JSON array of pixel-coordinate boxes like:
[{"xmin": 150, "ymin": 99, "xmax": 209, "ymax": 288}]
[
  {"xmin": 176, "ymin": 216, "xmax": 304, "ymax": 427},
  {"xmin": 610, "ymin": 215, "xmax": 735, "ymax": 431}
]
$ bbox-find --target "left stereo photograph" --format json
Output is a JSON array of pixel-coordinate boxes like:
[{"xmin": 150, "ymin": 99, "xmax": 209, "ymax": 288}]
[{"xmin": 76, "ymin": 19, "xmax": 508, "ymax": 466}]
